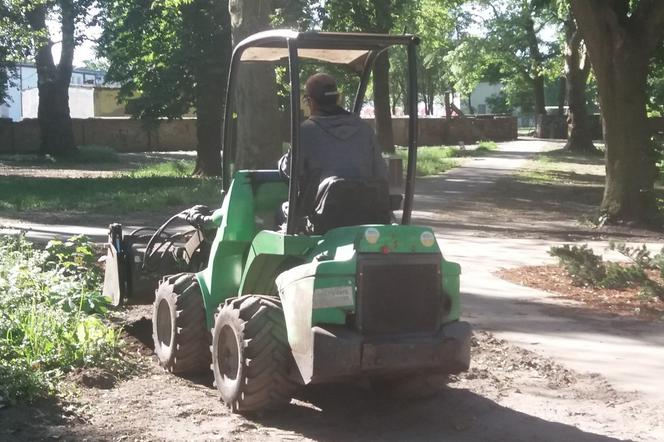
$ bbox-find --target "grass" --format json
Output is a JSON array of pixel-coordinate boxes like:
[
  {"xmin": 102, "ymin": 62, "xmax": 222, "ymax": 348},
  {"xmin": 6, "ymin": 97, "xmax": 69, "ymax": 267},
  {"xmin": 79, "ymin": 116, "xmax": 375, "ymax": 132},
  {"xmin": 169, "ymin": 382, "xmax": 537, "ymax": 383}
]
[
  {"xmin": 516, "ymin": 149, "xmax": 605, "ymax": 185},
  {"xmin": 0, "ymin": 235, "xmax": 124, "ymax": 404},
  {"xmin": 0, "ymin": 160, "xmax": 222, "ymax": 215},
  {"xmin": 0, "ymin": 145, "xmax": 121, "ymax": 166},
  {"xmin": 394, "ymin": 141, "xmax": 499, "ymax": 177}
]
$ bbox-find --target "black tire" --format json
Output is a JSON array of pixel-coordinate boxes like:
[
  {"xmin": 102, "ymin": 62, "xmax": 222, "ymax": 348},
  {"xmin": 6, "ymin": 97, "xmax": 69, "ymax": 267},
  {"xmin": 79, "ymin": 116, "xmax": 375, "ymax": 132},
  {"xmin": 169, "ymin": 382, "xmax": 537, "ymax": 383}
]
[
  {"xmin": 152, "ymin": 273, "xmax": 210, "ymax": 374},
  {"xmin": 211, "ymin": 295, "xmax": 297, "ymax": 413},
  {"xmin": 371, "ymin": 373, "xmax": 449, "ymax": 399}
]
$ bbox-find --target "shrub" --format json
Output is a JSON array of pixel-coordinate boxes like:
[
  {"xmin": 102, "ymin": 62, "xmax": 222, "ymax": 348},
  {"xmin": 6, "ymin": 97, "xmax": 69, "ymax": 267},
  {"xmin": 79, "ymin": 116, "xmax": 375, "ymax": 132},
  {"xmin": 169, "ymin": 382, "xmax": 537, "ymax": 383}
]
[
  {"xmin": 549, "ymin": 243, "xmax": 664, "ymax": 299},
  {"xmin": 548, "ymin": 244, "xmax": 605, "ymax": 286}
]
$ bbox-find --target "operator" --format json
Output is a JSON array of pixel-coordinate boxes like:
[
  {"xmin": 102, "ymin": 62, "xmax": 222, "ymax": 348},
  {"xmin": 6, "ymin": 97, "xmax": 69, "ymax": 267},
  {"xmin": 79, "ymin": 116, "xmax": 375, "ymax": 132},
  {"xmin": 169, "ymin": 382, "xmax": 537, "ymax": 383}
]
[
  {"xmin": 278, "ymin": 72, "xmax": 388, "ymax": 186},
  {"xmin": 276, "ymin": 73, "xmax": 390, "ymax": 231}
]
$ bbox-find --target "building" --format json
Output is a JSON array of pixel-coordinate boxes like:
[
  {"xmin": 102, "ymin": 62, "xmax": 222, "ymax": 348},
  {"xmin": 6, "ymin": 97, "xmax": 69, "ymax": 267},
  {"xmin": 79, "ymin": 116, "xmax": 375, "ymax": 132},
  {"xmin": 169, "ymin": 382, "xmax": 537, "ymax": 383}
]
[
  {"xmin": 22, "ymin": 86, "xmax": 127, "ymax": 119},
  {"xmin": 459, "ymin": 81, "xmax": 503, "ymax": 115},
  {"xmin": 0, "ymin": 63, "xmax": 106, "ymax": 121}
]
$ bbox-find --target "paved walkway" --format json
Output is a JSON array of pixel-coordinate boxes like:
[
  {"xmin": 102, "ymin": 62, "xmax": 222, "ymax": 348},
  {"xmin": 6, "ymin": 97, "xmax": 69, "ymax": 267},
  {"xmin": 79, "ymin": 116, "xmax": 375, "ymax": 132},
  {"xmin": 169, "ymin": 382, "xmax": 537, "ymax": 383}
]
[{"xmin": 411, "ymin": 140, "xmax": 664, "ymax": 408}]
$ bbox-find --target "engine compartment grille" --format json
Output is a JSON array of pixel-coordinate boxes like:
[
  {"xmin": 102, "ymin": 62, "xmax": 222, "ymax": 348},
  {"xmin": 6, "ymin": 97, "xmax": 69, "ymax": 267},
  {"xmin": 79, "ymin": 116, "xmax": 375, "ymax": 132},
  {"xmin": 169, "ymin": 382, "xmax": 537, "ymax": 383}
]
[{"xmin": 356, "ymin": 254, "xmax": 442, "ymax": 336}]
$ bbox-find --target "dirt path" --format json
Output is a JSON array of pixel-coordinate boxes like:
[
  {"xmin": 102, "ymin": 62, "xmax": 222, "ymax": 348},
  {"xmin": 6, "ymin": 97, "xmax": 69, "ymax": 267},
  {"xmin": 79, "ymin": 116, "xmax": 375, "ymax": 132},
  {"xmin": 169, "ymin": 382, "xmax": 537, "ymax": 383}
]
[
  {"xmin": 412, "ymin": 139, "xmax": 664, "ymax": 440},
  {"xmin": 3, "ymin": 139, "xmax": 664, "ymax": 441},
  {"xmin": 2, "ymin": 327, "xmax": 651, "ymax": 441}
]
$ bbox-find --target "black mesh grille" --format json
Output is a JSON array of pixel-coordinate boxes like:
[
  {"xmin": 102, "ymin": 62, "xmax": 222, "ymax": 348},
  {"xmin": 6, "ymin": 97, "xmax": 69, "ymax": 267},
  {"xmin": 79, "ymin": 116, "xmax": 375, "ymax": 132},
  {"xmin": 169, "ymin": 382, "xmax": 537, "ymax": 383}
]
[{"xmin": 356, "ymin": 254, "xmax": 441, "ymax": 336}]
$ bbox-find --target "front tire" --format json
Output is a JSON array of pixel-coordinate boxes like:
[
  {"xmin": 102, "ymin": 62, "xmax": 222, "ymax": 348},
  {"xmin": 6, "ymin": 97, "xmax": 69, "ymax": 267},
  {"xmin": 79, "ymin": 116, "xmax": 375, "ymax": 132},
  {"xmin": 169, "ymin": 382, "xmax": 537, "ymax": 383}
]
[
  {"xmin": 211, "ymin": 295, "xmax": 297, "ymax": 413},
  {"xmin": 152, "ymin": 273, "xmax": 210, "ymax": 374}
]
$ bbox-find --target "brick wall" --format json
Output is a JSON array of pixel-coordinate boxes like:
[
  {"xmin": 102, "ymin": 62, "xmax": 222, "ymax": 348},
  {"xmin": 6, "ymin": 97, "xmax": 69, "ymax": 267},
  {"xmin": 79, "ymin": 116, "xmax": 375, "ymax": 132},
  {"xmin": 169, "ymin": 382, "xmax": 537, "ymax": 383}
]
[{"xmin": 0, "ymin": 115, "xmax": 518, "ymax": 153}]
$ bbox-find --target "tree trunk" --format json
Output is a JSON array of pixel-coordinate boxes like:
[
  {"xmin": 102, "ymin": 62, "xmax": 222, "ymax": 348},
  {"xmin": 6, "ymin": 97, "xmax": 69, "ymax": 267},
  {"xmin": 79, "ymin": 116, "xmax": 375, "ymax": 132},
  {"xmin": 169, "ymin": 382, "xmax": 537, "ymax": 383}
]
[
  {"xmin": 557, "ymin": 76, "xmax": 566, "ymax": 116},
  {"xmin": 563, "ymin": 16, "xmax": 596, "ymax": 153},
  {"xmin": 371, "ymin": 0, "xmax": 394, "ymax": 153},
  {"xmin": 373, "ymin": 50, "xmax": 395, "ymax": 153},
  {"xmin": 532, "ymin": 74, "xmax": 546, "ymax": 116},
  {"xmin": 444, "ymin": 93, "xmax": 451, "ymax": 120},
  {"xmin": 598, "ymin": 58, "xmax": 655, "ymax": 222},
  {"xmin": 229, "ymin": 0, "xmax": 282, "ymax": 169},
  {"xmin": 525, "ymin": 14, "xmax": 546, "ymax": 116},
  {"xmin": 28, "ymin": 2, "xmax": 76, "ymax": 157},
  {"xmin": 571, "ymin": 0, "xmax": 664, "ymax": 224},
  {"xmin": 188, "ymin": 0, "xmax": 231, "ymax": 176}
]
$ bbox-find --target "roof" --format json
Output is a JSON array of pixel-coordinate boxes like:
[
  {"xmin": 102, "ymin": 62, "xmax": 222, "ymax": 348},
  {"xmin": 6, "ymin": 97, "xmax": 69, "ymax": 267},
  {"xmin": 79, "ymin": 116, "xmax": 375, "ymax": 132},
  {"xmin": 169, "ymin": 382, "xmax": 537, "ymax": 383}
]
[{"xmin": 237, "ymin": 30, "xmax": 419, "ymax": 67}]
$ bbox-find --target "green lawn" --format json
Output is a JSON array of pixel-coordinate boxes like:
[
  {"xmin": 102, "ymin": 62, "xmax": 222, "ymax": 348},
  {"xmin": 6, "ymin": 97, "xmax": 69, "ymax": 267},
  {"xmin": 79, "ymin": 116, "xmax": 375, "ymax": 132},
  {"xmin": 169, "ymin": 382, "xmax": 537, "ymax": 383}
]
[
  {"xmin": 0, "ymin": 160, "xmax": 222, "ymax": 215},
  {"xmin": 394, "ymin": 141, "xmax": 499, "ymax": 177}
]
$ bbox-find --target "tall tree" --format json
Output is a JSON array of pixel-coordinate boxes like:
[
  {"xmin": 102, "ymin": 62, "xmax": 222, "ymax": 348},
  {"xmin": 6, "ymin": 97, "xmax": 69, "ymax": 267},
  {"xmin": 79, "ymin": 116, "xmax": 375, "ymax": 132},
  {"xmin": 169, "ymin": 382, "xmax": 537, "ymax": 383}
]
[
  {"xmin": 99, "ymin": 0, "xmax": 232, "ymax": 176},
  {"xmin": 446, "ymin": 0, "xmax": 557, "ymax": 117},
  {"xmin": 570, "ymin": 0, "xmax": 664, "ymax": 224},
  {"xmin": 392, "ymin": 0, "xmax": 467, "ymax": 116},
  {"xmin": 562, "ymin": 12, "xmax": 596, "ymax": 152},
  {"xmin": 24, "ymin": 0, "xmax": 93, "ymax": 157}
]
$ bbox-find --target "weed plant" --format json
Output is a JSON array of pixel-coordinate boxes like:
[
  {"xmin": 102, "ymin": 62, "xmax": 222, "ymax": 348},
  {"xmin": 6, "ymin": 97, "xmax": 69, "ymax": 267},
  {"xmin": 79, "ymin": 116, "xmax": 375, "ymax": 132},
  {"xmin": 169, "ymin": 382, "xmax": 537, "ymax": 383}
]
[{"xmin": 0, "ymin": 235, "xmax": 122, "ymax": 404}]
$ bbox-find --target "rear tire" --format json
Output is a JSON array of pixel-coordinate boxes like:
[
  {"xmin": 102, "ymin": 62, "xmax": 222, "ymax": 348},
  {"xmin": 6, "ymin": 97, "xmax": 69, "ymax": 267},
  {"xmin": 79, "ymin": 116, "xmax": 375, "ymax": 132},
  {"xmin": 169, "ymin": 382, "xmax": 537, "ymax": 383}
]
[
  {"xmin": 152, "ymin": 273, "xmax": 210, "ymax": 374},
  {"xmin": 211, "ymin": 295, "xmax": 297, "ymax": 413}
]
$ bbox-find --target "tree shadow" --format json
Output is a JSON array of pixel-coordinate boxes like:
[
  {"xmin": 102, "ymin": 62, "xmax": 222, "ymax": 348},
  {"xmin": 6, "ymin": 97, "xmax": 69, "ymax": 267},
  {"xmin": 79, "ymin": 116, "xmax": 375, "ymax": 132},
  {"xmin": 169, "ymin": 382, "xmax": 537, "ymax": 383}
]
[
  {"xmin": 0, "ymin": 397, "xmax": 71, "ymax": 442},
  {"xmin": 253, "ymin": 383, "xmax": 629, "ymax": 442},
  {"xmin": 537, "ymin": 148, "xmax": 605, "ymax": 166}
]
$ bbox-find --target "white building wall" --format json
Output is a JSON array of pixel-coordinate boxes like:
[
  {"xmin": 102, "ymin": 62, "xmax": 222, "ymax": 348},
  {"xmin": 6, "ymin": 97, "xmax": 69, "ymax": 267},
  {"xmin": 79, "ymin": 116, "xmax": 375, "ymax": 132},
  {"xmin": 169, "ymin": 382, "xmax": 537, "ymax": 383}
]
[
  {"xmin": 457, "ymin": 82, "xmax": 504, "ymax": 115},
  {"xmin": 469, "ymin": 82, "xmax": 503, "ymax": 114},
  {"xmin": 22, "ymin": 86, "xmax": 95, "ymax": 119},
  {"xmin": 3, "ymin": 65, "xmax": 103, "ymax": 121}
]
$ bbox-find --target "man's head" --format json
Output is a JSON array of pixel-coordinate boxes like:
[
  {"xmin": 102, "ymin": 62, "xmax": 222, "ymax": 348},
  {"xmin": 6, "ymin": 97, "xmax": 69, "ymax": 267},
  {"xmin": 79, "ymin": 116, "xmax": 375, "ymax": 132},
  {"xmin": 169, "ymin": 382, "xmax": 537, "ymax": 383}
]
[{"xmin": 304, "ymin": 73, "xmax": 339, "ymax": 114}]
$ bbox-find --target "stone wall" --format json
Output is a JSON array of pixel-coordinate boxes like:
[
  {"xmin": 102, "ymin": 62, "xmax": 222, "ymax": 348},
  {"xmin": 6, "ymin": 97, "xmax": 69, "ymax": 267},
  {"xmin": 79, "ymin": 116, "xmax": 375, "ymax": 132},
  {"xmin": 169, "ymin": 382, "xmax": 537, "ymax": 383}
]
[
  {"xmin": 535, "ymin": 114, "xmax": 663, "ymax": 140},
  {"xmin": 0, "ymin": 115, "xmax": 518, "ymax": 153}
]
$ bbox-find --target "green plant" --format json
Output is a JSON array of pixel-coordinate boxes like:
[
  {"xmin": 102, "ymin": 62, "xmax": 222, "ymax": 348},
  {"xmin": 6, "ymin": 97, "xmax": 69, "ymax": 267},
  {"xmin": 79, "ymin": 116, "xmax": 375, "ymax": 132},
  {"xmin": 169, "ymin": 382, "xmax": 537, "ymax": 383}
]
[
  {"xmin": 0, "ymin": 235, "xmax": 123, "ymax": 404},
  {"xmin": 549, "ymin": 244, "xmax": 605, "ymax": 286},
  {"xmin": 477, "ymin": 140, "xmax": 498, "ymax": 151},
  {"xmin": 395, "ymin": 146, "xmax": 458, "ymax": 176},
  {"xmin": 550, "ymin": 243, "xmax": 664, "ymax": 298}
]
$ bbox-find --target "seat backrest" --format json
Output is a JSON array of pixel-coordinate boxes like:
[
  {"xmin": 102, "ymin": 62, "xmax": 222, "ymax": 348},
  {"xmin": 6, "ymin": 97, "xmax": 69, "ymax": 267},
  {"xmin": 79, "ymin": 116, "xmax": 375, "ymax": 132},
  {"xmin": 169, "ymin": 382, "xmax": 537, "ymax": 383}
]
[{"xmin": 309, "ymin": 176, "xmax": 391, "ymax": 234}]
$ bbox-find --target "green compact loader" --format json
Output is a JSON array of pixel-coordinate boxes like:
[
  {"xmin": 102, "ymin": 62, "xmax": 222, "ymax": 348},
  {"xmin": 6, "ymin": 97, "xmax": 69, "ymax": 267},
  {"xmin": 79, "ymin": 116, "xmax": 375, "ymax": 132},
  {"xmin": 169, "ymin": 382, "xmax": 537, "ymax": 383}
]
[{"xmin": 103, "ymin": 30, "xmax": 471, "ymax": 412}]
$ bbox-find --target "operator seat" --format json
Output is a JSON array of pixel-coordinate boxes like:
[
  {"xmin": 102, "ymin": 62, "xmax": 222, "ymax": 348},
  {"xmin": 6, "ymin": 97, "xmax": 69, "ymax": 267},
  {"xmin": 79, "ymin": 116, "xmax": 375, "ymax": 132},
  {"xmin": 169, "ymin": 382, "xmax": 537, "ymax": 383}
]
[{"xmin": 308, "ymin": 176, "xmax": 391, "ymax": 234}]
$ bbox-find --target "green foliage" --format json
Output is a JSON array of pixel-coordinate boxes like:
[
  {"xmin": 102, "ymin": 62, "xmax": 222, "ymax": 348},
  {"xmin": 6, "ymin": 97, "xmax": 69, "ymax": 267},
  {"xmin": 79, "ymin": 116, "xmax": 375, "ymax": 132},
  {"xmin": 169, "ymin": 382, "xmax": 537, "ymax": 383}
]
[
  {"xmin": 0, "ymin": 235, "xmax": 122, "ymax": 404},
  {"xmin": 648, "ymin": 44, "xmax": 664, "ymax": 117},
  {"xmin": 445, "ymin": 0, "xmax": 560, "ymax": 113},
  {"xmin": 485, "ymin": 91, "xmax": 512, "ymax": 114},
  {"xmin": 549, "ymin": 243, "xmax": 664, "ymax": 299},
  {"xmin": 395, "ymin": 146, "xmax": 456, "ymax": 176},
  {"xmin": 97, "ymin": 0, "xmax": 231, "ymax": 120},
  {"xmin": 549, "ymin": 244, "xmax": 605, "ymax": 286},
  {"xmin": 478, "ymin": 140, "xmax": 498, "ymax": 151}
]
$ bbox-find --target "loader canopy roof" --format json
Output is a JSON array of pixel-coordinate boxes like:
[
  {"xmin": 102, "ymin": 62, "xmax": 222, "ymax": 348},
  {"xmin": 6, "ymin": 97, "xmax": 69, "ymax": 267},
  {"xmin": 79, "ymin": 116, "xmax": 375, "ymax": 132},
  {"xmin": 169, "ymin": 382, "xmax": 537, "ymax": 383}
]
[{"xmin": 237, "ymin": 30, "xmax": 419, "ymax": 71}]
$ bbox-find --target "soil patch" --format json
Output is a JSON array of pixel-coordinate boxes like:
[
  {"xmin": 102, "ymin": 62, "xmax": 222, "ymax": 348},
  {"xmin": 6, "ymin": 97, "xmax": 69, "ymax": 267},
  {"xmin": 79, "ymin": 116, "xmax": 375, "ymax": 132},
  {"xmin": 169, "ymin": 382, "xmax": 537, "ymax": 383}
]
[
  {"xmin": 2, "ymin": 312, "xmax": 661, "ymax": 441},
  {"xmin": 496, "ymin": 264, "xmax": 664, "ymax": 321}
]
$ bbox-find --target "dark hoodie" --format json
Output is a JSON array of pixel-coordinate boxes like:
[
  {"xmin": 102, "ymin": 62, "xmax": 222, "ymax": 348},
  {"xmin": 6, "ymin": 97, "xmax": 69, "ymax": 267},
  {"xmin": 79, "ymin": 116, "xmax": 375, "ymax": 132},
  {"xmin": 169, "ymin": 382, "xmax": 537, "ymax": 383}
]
[{"xmin": 285, "ymin": 112, "xmax": 387, "ymax": 183}]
